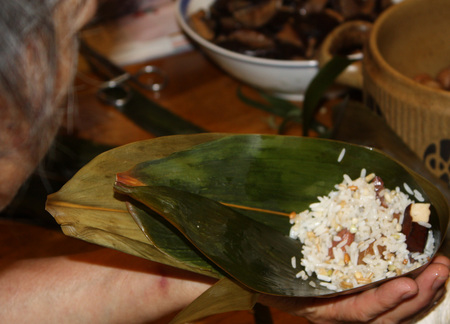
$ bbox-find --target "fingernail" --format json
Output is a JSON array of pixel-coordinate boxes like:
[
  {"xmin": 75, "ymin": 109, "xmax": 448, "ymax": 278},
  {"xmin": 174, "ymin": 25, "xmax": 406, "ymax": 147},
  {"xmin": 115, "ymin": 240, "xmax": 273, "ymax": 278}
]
[{"xmin": 432, "ymin": 276, "xmax": 448, "ymax": 291}]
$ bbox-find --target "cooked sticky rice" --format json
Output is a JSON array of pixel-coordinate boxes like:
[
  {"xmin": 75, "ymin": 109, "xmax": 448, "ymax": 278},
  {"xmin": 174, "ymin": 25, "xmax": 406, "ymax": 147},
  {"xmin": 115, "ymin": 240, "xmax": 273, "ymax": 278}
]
[{"xmin": 289, "ymin": 169, "xmax": 435, "ymax": 291}]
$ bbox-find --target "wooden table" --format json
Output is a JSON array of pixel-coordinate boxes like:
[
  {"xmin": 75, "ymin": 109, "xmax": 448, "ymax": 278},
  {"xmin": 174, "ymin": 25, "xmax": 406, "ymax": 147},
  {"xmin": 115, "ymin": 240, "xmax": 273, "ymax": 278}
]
[{"xmin": 71, "ymin": 49, "xmax": 333, "ymax": 146}]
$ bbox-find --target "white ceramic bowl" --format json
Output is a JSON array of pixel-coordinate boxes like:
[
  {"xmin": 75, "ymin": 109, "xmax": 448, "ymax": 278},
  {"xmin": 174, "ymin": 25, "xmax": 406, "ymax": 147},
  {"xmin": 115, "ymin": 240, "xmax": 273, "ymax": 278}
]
[{"xmin": 175, "ymin": 0, "xmax": 318, "ymax": 100}]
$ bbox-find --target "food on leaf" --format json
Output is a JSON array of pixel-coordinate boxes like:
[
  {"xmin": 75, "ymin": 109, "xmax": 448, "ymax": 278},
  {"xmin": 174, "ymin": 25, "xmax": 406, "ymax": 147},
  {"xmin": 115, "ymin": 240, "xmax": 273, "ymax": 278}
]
[
  {"xmin": 47, "ymin": 134, "xmax": 447, "ymax": 305},
  {"xmin": 289, "ymin": 169, "xmax": 434, "ymax": 291}
]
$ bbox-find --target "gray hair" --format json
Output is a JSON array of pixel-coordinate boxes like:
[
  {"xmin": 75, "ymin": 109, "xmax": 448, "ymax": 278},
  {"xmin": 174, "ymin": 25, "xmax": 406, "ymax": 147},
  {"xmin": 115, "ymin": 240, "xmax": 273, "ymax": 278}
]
[
  {"xmin": 0, "ymin": 1, "xmax": 59, "ymax": 126},
  {"xmin": 0, "ymin": 0, "xmax": 87, "ymax": 155},
  {"xmin": 0, "ymin": 0, "xmax": 89, "ymax": 211}
]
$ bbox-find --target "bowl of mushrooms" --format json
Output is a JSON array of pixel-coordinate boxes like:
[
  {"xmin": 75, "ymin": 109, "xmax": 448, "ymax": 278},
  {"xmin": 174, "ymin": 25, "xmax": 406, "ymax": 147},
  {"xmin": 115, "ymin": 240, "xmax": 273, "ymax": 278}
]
[{"xmin": 176, "ymin": 0, "xmax": 397, "ymax": 100}]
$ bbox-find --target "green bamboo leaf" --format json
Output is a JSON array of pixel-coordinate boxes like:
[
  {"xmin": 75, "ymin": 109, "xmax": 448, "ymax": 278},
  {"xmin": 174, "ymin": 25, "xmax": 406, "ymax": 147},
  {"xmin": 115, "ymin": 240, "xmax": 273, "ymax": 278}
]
[
  {"xmin": 237, "ymin": 87, "xmax": 300, "ymax": 119},
  {"xmin": 126, "ymin": 202, "xmax": 222, "ymax": 276},
  {"xmin": 237, "ymin": 87, "xmax": 330, "ymax": 136},
  {"xmin": 302, "ymin": 56, "xmax": 355, "ymax": 136},
  {"xmin": 46, "ymin": 134, "xmax": 230, "ymax": 277},
  {"xmin": 170, "ymin": 277, "xmax": 258, "ymax": 324}
]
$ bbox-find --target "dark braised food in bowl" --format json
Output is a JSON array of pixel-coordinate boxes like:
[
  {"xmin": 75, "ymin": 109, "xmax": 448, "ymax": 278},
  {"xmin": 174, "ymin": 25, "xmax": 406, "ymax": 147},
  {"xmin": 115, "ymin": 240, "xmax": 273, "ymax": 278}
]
[{"xmin": 189, "ymin": 0, "xmax": 396, "ymax": 60}]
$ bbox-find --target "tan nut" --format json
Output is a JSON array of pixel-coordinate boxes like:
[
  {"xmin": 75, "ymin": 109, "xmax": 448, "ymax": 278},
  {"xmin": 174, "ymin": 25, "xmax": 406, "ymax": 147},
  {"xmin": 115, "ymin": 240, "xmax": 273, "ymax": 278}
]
[{"xmin": 344, "ymin": 253, "xmax": 350, "ymax": 265}]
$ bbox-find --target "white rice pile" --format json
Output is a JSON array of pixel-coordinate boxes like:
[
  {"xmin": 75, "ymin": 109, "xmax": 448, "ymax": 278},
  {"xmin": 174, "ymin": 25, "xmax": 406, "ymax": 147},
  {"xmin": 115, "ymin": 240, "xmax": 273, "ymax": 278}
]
[{"xmin": 289, "ymin": 169, "xmax": 435, "ymax": 291}]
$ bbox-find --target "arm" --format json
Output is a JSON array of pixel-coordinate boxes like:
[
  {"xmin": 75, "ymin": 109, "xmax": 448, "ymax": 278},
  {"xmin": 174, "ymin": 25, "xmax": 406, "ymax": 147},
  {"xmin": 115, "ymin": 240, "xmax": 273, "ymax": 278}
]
[
  {"xmin": 0, "ymin": 248, "xmax": 213, "ymax": 323},
  {"xmin": 0, "ymin": 221, "xmax": 214, "ymax": 324}
]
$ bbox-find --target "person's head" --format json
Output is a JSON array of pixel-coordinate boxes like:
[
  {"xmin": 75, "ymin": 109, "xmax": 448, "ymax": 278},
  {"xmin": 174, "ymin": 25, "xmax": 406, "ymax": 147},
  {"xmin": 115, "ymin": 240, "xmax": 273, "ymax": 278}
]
[{"xmin": 0, "ymin": 0, "xmax": 97, "ymax": 211}]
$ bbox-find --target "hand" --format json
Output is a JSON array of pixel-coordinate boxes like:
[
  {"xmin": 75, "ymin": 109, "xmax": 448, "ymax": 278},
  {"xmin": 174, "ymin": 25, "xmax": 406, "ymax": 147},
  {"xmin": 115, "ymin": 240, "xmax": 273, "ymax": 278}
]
[{"xmin": 260, "ymin": 255, "xmax": 450, "ymax": 324}]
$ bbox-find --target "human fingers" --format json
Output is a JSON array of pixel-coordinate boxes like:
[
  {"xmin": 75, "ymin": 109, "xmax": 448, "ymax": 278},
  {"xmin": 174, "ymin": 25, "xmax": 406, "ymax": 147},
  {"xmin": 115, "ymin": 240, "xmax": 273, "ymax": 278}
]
[
  {"xmin": 260, "ymin": 277, "xmax": 417, "ymax": 324},
  {"xmin": 260, "ymin": 256, "xmax": 450, "ymax": 324},
  {"xmin": 329, "ymin": 277, "xmax": 419, "ymax": 323},
  {"xmin": 335, "ymin": 257, "xmax": 450, "ymax": 323},
  {"xmin": 371, "ymin": 257, "xmax": 450, "ymax": 323}
]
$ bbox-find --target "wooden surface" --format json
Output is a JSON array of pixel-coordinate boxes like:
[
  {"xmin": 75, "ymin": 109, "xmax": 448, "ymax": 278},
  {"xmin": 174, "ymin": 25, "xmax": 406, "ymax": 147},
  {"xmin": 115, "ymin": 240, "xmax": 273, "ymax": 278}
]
[{"xmin": 71, "ymin": 49, "xmax": 333, "ymax": 145}]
